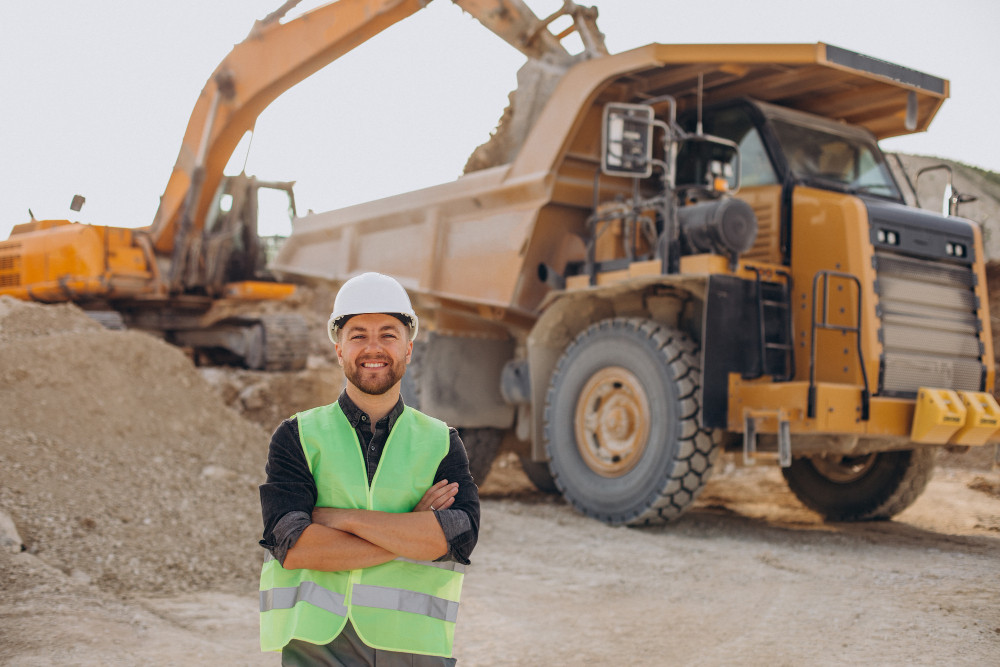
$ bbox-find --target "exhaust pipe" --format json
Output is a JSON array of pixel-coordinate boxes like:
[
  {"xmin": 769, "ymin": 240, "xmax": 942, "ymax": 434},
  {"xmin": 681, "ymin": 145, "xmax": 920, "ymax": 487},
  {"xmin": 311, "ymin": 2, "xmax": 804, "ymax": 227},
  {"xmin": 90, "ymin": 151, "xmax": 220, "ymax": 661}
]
[{"xmin": 537, "ymin": 263, "xmax": 565, "ymax": 290}]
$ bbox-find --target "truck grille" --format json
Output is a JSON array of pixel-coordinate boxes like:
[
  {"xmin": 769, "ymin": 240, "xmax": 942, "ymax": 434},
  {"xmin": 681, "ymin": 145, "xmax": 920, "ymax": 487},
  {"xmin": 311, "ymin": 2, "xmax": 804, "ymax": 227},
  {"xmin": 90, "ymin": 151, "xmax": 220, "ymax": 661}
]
[{"xmin": 874, "ymin": 252, "xmax": 984, "ymax": 396}]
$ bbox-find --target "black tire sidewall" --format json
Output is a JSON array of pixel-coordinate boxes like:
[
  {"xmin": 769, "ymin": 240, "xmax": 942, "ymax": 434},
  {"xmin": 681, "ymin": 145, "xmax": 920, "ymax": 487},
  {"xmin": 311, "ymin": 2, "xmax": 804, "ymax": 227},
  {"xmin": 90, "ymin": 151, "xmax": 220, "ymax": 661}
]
[
  {"xmin": 782, "ymin": 450, "xmax": 916, "ymax": 520},
  {"xmin": 518, "ymin": 454, "xmax": 559, "ymax": 493},
  {"xmin": 456, "ymin": 427, "xmax": 502, "ymax": 485},
  {"xmin": 546, "ymin": 321, "xmax": 684, "ymax": 523}
]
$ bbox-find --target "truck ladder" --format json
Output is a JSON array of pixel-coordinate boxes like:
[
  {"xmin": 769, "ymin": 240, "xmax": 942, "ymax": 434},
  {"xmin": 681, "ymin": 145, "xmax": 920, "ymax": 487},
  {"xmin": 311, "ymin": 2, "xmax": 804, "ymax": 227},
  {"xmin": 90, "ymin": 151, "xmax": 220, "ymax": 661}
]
[{"xmin": 746, "ymin": 266, "xmax": 795, "ymax": 382}]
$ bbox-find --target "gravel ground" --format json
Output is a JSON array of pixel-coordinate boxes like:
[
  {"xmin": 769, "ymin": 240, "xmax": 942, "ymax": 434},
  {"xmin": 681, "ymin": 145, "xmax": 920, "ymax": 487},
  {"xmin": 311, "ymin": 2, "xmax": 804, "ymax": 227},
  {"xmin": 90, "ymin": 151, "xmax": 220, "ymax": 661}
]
[{"xmin": 2, "ymin": 296, "xmax": 998, "ymax": 665}]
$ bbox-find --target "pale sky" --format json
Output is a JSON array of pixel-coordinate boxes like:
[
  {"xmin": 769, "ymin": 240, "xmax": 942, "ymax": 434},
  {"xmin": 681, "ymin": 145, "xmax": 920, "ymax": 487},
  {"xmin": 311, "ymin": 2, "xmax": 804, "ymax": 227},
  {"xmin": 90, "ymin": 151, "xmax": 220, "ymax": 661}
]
[{"xmin": 2, "ymin": 0, "xmax": 998, "ymax": 238}]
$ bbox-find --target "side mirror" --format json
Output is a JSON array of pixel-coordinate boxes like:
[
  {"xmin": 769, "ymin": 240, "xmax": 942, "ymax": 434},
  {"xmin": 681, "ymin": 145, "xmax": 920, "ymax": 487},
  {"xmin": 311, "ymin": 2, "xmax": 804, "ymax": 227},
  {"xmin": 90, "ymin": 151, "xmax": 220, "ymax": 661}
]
[
  {"xmin": 602, "ymin": 103, "xmax": 654, "ymax": 178},
  {"xmin": 915, "ymin": 164, "xmax": 977, "ymax": 217}
]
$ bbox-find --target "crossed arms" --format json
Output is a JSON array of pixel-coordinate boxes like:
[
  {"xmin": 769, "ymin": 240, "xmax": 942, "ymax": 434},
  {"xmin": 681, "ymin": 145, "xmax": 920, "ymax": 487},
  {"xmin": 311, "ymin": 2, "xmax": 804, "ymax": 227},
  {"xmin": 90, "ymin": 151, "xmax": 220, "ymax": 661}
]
[{"xmin": 282, "ymin": 480, "xmax": 459, "ymax": 572}]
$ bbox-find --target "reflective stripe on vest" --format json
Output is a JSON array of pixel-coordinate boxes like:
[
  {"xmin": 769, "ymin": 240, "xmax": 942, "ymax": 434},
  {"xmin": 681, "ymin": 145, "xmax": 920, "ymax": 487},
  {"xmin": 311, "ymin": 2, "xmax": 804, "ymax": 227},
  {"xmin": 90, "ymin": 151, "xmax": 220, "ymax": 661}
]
[
  {"xmin": 259, "ymin": 403, "xmax": 461, "ymax": 656},
  {"xmin": 351, "ymin": 584, "xmax": 460, "ymax": 623},
  {"xmin": 260, "ymin": 581, "xmax": 348, "ymax": 616},
  {"xmin": 260, "ymin": 555, "xmax": 465, "ymax": 612}
]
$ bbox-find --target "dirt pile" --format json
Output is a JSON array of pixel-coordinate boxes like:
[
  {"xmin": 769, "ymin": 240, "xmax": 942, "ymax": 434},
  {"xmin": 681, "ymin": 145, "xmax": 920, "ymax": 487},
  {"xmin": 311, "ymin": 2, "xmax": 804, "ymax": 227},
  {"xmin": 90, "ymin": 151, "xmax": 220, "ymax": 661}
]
[
  {"xmin": 199, "ymin": 363, "xmax": 343, "ymax": 430},
  {"xmin": 0, "ymin": 296, "xmax": 270, "ymax": 597}
]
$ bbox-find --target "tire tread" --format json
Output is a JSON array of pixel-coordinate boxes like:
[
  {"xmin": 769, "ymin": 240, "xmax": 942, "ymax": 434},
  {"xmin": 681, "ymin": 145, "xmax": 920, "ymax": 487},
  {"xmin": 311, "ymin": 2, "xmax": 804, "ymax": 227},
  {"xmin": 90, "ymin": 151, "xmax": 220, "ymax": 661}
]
[{"xmin": 544, "ymin": 317, "xmax": 718, "ymax": 526}]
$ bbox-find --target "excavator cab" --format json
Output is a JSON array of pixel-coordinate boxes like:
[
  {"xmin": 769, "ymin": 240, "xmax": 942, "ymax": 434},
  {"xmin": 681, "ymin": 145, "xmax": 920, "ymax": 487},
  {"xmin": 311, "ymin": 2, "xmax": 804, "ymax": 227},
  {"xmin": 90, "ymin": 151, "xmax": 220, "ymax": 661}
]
[{"xmin": 196, "ymin": 173, "xmax": 298, "ymax": 293}]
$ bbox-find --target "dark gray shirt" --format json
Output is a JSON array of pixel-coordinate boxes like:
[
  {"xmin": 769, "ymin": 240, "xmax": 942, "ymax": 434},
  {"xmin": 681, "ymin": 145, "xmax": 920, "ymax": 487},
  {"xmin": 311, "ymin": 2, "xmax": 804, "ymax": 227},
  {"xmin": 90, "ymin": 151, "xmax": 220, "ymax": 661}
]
[{"xmin": 259, "ymin": 392, "xmax": 479, "ymax": 566}]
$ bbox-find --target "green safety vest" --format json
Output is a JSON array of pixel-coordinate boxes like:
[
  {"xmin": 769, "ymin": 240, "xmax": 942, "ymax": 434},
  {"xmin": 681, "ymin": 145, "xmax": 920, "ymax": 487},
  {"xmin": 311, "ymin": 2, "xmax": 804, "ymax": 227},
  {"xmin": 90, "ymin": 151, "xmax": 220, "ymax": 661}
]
[{"xmin": 259, "ymin": 402, "xmax": 465, "ymax": 656}]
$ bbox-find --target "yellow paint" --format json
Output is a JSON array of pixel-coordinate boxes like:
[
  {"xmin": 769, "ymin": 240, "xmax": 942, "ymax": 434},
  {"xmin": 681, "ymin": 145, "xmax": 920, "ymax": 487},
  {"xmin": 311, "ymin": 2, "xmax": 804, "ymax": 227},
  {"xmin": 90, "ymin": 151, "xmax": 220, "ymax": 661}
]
[
  {"xmin": 909, "ymin": 388, "xmax": 966, "ymax": 444},
  {"xmin": 678, "ymin": 254, "xmax": 730, "ymax": 274},
  {"xmin": 0, "ymin": 223, "xmax": 154, "ymax": 301},
  {"xmin": 223, "ymin": 281, "xmax": 296, "ymax": 301},
  {"xmin": 788, "ymin": 188, "xmax": 881, "ymax": 388},
  {"xmin": 736, "ymin": 185, "xmax": 783, "ymax": 264},
  {"xmin": 595, "ymin": 269, "xmax": 631, "ymax": 286},
  {"xmin": 949, "ymin": 391, "xmax": 1000, "ymax": 446},
  {"xmin": 628, "ymin": 260, "xmax": 661, "ymax": 277},
  {"xmin": 732, "ymin": 377, "xmax": 996, "ymax": 448}
]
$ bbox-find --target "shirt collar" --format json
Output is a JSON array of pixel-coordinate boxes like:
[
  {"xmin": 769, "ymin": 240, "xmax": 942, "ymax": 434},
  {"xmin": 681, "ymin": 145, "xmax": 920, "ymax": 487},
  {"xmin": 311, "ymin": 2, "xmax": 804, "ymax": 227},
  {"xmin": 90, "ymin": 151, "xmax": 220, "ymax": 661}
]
[{"xmin": 337, "ymin": 390, "xmax": 404, "ymax": 431}]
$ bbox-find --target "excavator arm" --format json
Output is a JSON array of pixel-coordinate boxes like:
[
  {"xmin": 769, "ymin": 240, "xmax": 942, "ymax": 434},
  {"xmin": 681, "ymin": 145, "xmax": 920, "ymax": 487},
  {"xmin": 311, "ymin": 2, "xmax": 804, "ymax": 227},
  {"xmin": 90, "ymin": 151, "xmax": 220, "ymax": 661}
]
[
  {"xmin": 150, "ymin": 0, "xmax": 431, "ymax": 285},
  {"xmin": 452, "ymin": 0, "xmax": 606, "ymax": 64},
  {"xmin": 0, "ymin": 0, "xmax": 605, "ymax": 373},
  {"xmin": 149, "ymin": 0, "xmax": 606, "ymax": 290}
]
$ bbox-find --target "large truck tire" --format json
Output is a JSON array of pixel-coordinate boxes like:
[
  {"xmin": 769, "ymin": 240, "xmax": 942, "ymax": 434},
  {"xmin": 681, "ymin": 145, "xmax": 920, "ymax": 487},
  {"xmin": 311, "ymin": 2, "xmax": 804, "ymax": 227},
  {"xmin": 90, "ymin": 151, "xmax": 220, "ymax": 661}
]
[
  {"xmin": 456, "ymin": 428, "xmax": 503, "ymax": 485},
  {"xmin": 781, "ymin": 448, "xmax": 936, "ymax": 521},
  {"xmin": 518, "ymin": 455, "xmax": 559, "ymax": 493},
  {"xmin": 543, "ymin": 318, "xmax": 718, "ymax": 526}
]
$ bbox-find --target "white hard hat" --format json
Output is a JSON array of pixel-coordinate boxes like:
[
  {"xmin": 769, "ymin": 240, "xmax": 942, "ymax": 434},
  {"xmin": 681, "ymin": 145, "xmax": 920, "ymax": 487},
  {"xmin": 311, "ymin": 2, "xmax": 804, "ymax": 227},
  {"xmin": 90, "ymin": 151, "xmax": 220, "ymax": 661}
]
[{"xmin": 327, "ymin": 272, "xmax": 418, "ymax": 343}]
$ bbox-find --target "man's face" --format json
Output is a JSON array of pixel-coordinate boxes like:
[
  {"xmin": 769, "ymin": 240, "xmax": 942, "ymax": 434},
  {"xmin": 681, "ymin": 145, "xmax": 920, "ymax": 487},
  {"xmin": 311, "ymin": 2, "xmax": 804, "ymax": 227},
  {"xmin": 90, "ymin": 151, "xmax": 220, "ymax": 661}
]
[{"xmin": 335, "ymin": 313, "xmax": 412, "ymax": 396}]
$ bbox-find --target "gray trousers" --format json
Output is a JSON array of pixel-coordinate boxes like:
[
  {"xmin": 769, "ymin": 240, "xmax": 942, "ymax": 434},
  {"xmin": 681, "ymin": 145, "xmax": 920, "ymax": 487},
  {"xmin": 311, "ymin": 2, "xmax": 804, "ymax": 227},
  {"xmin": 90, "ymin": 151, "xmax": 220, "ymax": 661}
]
[{"xmin": 281, "ymin": 620, "xmax": 457, "ymax": 667}]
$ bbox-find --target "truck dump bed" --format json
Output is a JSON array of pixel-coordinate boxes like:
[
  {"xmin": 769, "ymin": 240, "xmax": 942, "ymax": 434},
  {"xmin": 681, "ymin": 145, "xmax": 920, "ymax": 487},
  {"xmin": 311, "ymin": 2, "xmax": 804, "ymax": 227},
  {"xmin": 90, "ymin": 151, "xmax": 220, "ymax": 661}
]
[{"xmin": 271, "ymin": 42, "xmax": 948, "ymax": 320}]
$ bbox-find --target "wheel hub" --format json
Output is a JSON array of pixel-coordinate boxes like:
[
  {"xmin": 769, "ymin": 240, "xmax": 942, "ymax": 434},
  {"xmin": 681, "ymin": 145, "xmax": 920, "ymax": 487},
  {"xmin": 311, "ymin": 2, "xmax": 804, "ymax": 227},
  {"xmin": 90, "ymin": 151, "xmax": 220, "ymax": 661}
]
[
  {"xmin": 810, "ymin": 453, "xmax": 877, "ymax": 483},
  {"xmin": 574, "ymin": 366, "xmax": 650, "ymax": 477}
]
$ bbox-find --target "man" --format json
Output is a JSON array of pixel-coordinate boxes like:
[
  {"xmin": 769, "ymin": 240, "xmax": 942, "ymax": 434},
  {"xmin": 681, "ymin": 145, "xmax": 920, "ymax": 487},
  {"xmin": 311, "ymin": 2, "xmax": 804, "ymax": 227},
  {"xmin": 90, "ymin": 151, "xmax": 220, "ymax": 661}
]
[{"xmin": 259, "ymin": 272, "xmax": 480, "ymax": 665}]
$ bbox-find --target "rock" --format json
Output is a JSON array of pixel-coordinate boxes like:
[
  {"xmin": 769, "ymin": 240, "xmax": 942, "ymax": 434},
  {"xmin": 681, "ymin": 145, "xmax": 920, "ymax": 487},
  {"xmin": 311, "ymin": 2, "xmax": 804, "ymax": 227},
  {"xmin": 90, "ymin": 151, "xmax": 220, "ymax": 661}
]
[
  {"xmin": 201, "ymin": 465, "xmax": 238, "ymax": 481},
  {"xmin": 0, "ymin": 510, "xmax": 23, "ymax": 553},
  {"xmin": 238, "ymin": 383, "xmax": 269, "ymax": 411}
]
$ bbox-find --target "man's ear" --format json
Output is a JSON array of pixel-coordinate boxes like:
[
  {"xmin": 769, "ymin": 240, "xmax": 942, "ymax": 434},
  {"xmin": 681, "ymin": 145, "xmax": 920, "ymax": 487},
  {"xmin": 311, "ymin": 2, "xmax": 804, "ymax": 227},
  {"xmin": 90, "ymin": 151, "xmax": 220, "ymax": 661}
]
[
  {"xmin": 335, "ymin": 342, "xmax": 344, "ymax": 367},
  {"xmin": 405, "ymin": 340, "xmax": 413, "ymax": 364}
]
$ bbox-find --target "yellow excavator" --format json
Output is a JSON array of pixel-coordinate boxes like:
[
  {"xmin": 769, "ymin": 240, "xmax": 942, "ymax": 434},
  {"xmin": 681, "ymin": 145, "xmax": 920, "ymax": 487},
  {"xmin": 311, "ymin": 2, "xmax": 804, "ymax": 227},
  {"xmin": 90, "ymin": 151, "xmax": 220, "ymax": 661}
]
[{"xmin": 0, "ymin": 0, "xmax": 601, "ymax": 369}]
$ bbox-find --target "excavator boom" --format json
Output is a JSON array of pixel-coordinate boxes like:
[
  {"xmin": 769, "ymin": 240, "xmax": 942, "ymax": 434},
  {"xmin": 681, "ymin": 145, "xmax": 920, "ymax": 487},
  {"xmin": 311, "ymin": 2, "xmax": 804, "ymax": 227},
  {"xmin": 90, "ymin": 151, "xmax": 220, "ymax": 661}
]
[
  {"xmin": 150, "ymin": 0, "xmax": 430, "ymax": 268},
  {"xmin": 1, "ymin": 0, "xmax": 604, "ymax": 371},
  {"xmin": 151, "ymin": 0, "xmax": 605, "ymax": 286}
]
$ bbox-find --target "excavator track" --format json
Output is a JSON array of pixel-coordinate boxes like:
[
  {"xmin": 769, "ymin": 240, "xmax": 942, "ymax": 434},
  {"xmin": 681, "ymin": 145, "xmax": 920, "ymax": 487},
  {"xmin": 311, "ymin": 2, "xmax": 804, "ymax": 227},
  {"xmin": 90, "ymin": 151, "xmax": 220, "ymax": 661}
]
[{"xmin": 247, "ymin": 314, "xmax": 310, "ymax": 372}]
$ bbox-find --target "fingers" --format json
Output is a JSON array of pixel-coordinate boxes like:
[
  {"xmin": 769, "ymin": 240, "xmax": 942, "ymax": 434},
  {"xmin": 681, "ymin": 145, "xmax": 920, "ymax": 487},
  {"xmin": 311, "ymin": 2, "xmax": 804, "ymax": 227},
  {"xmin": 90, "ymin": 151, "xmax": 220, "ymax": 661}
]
[
  {"xmin": 431, "ymin": 492, "xmax": 457, "ymax": 511},
  {"xmin": 416, "ymin": 480, "xmax": 459, "ymax": 512}
]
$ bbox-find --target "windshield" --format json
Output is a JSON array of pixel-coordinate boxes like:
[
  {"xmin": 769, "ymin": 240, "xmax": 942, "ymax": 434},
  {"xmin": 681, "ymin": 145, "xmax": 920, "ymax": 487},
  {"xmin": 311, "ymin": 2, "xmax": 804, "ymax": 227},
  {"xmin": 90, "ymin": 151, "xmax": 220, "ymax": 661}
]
[{"xmin": 770, "ymin": 118, "xmax": 901, "ymax": 200}]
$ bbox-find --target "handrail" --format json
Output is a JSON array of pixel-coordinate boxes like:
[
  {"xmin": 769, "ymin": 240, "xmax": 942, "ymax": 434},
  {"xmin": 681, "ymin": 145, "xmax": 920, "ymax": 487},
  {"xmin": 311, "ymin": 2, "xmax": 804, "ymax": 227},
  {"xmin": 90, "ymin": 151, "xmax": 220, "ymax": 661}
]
[{"xmin": 808, "ymin": 270, "xmax": 870, "ymax": 420}]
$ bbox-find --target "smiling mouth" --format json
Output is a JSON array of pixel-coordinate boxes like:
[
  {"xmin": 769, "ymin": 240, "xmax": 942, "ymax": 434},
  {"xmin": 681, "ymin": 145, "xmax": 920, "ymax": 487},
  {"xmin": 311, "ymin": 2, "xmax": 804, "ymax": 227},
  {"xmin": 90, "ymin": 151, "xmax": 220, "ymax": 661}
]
[{"xmin": 360, "ymin": 361, "xmax": 388, "ymax": 369}]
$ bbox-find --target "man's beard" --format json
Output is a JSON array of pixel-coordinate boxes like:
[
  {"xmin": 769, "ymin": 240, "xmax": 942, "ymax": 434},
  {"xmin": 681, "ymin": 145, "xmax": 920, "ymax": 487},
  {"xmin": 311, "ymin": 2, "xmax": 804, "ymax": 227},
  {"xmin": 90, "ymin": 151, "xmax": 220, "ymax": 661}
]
[{"xmin": 344, "ymin": 356, "xmax": 406, "ymax": 396}]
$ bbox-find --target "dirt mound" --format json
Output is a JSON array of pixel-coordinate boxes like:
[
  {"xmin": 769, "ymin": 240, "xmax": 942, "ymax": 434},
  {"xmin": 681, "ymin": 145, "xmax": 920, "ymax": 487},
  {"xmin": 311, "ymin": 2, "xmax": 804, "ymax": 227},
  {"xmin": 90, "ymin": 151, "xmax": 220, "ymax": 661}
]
[
  {"xmin": 199, "ymin": 363, "xmax": 343, "ymax": 430},
  {"xmin": 0, "ymin": 297, "xmax": 103, "ymax": 342},
  {"xmin": 0, "ymin": 296, "xmax": 270, "ymax": 597}
]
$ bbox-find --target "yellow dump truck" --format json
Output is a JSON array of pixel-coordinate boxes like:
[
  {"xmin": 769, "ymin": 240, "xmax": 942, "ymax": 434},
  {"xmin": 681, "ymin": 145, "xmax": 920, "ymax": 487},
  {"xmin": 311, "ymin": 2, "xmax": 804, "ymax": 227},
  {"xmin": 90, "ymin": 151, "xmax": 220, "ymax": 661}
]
[{"xmin": 273, "ymin": 41, "xmax": 998, "ymax": 524}]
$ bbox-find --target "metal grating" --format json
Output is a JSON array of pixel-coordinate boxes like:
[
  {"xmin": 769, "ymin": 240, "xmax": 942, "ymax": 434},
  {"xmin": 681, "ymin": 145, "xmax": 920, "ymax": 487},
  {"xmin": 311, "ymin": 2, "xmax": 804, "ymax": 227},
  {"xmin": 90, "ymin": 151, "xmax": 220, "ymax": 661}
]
[
  {"xmin": 874, "ymin": 252, "xmax": 983, "ymax": 395},
  {"xmin": 0, "ymin": 245, "xmax": 22, "ymax": 287}
]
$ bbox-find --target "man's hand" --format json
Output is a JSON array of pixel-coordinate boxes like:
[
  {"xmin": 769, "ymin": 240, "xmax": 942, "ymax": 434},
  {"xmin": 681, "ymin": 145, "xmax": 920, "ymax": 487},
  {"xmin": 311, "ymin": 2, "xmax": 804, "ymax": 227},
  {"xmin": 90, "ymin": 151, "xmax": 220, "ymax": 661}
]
[
  {"xmin": 311, "ymin": 479, "xmax": 457, "ymax": 528},
  {"xmin": 414, "ymin": 479, "xmax": 459, "ymax": 512}
]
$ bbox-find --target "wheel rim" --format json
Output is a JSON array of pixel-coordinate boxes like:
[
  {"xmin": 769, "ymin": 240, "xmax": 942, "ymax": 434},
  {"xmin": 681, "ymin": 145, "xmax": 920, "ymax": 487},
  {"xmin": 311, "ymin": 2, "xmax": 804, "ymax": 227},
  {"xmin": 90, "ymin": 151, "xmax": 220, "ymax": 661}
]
[
  {"xmin": 810, "ymin": 453, "xmax": 877, "ymax": 483},
  {"xmin": 574, "ymin": 366, "xmax": 651, "ymax": 478}
]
